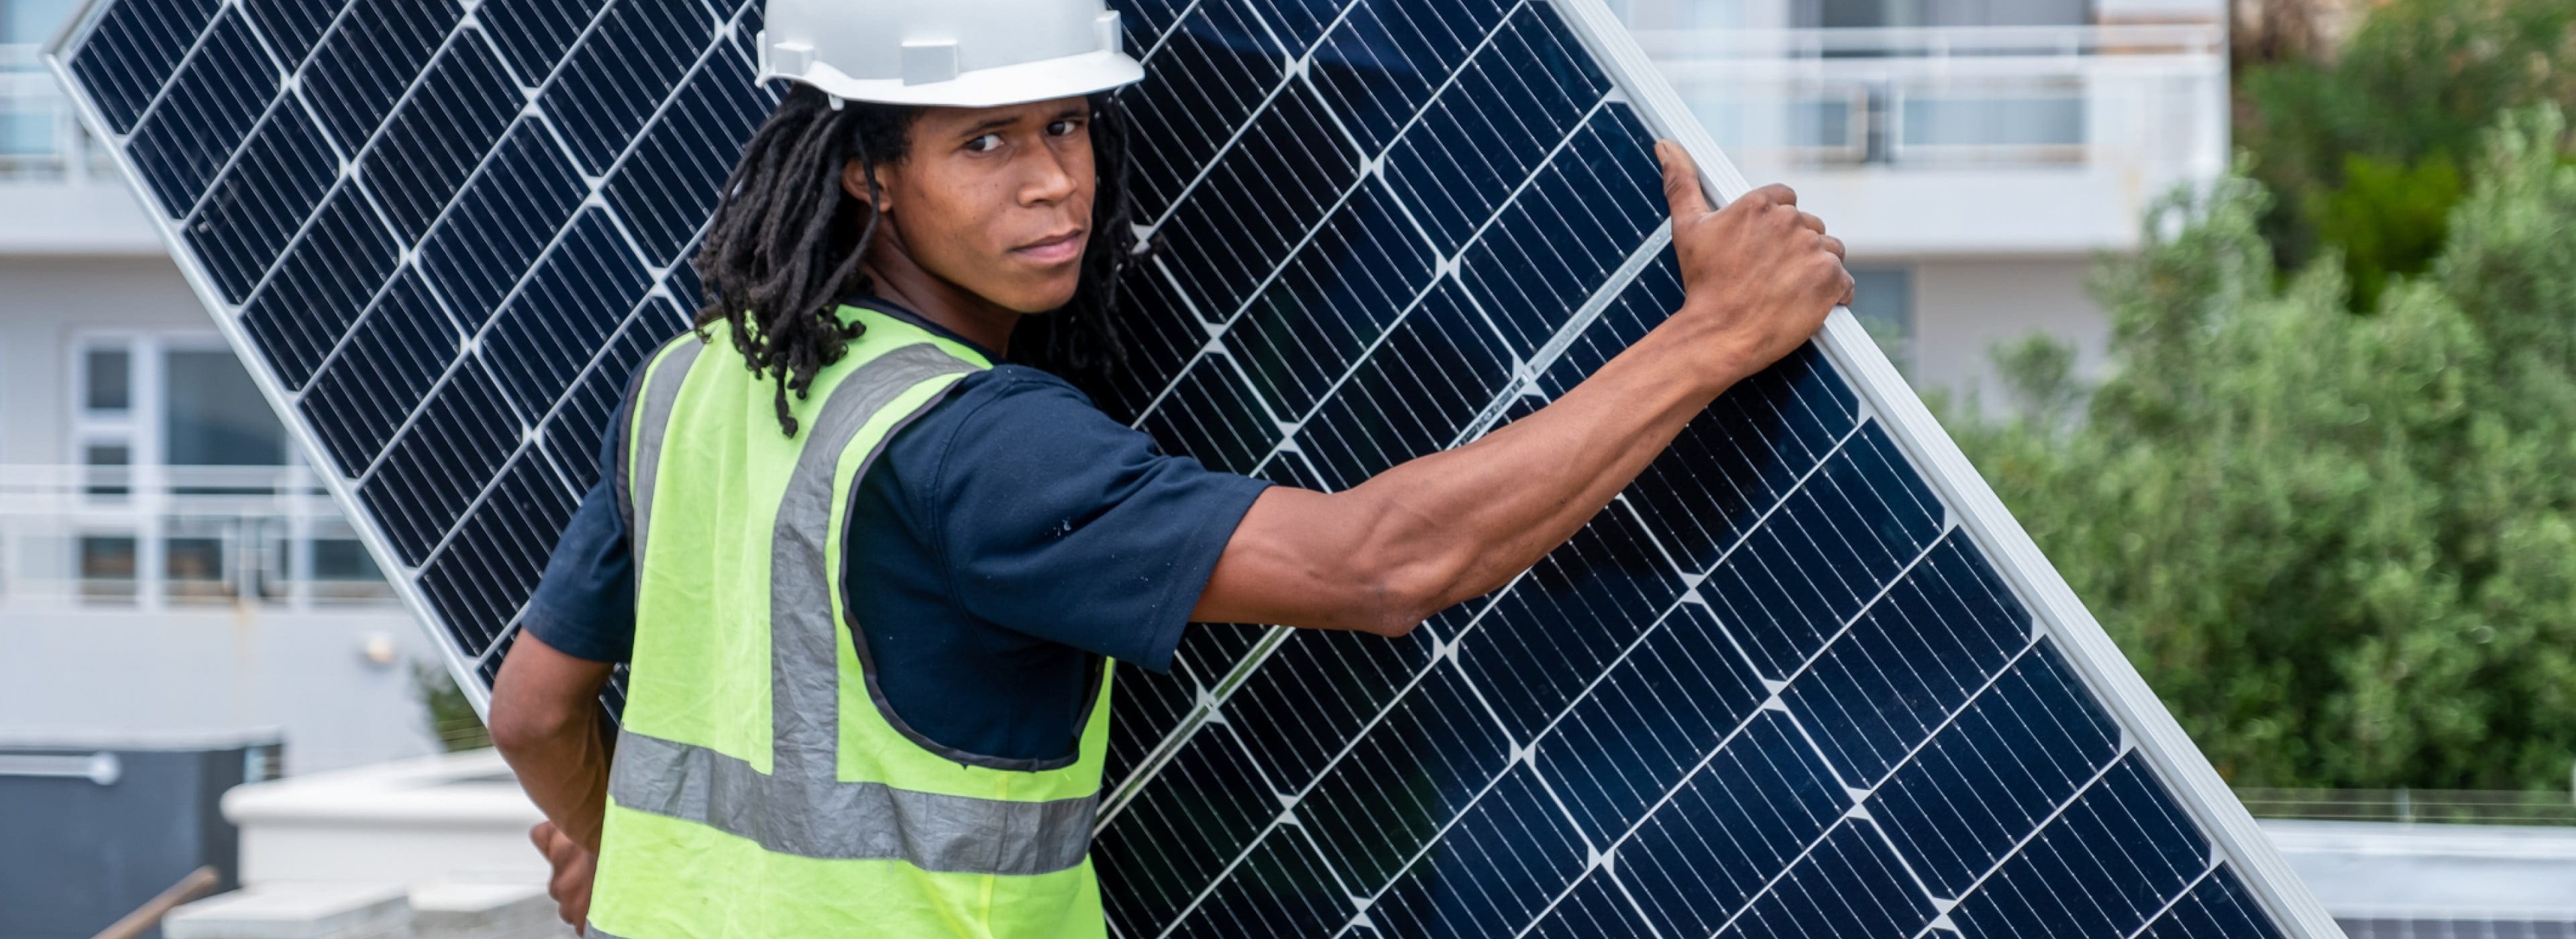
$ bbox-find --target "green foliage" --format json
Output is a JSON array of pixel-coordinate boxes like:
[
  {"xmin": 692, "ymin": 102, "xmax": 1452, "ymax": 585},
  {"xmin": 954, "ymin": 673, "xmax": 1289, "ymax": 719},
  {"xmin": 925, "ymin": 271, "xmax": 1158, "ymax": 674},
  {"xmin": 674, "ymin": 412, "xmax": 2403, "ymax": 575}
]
[
  {"xmin": 415, "ymin": 661, "xmax": 492, "ymax": 753},
  {"xmin": 1949, "ymin": 109, "xmax": 2576, "ymax": 789},
  {"xmin": 2237, "ymin": 0, "xmax": 2576, "ymax": 307}
]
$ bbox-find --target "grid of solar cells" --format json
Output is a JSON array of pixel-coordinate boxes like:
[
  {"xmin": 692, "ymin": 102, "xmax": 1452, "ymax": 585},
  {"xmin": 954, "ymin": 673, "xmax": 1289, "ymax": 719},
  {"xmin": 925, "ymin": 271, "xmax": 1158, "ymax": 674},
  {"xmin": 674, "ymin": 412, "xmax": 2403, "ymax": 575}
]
[
  {"xmin": 58, "ymin": 0, "xmax": 772, "ymax": 675},
  {"xmin": 1083, "ymin": 0, "xmax": 2300, "ymax": 936},
  {"xmin": 57, "ymin": 0, "xmax": 2308, "ymax": 935}
]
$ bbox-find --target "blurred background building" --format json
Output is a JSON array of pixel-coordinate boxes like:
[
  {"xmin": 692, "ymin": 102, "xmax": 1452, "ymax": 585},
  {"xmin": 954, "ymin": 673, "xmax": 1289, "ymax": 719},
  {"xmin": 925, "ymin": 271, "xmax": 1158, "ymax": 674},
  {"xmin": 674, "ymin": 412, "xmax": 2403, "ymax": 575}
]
[
  {"xmin": 1619, "ymin": 0, "xmax": 2227, "ymax": 405},
  {"xmin": 2, "ymin": 0, "xmax": 2568, "ymax": 935},
  {"xmin": 2, "ymin": 0, "xmax": 442, "ymax": 791}
]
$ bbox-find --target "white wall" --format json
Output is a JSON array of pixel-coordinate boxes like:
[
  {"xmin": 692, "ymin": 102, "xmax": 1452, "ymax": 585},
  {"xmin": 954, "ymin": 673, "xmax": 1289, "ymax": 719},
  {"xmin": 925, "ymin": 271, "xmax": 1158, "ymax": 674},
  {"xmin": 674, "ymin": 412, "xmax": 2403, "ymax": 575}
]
[
  {"xmin": 0, "ymin": 608, "xmax": 444, "ymax": 774},
  {"xmin": 0, "ymin": 254, "xmax": 209, "ymax": 465},
  {"xmin": 1904, "ymin": 256, "xmax": 2111, "ymax": 414}
]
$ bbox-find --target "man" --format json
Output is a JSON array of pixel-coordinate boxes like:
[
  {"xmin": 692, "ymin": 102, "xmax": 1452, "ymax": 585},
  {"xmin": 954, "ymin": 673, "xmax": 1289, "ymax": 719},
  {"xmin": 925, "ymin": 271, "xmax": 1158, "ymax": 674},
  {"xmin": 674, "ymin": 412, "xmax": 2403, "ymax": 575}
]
[{"xmin": 488, "ymin": 0, "xmax": 1851, "ymax": 934}]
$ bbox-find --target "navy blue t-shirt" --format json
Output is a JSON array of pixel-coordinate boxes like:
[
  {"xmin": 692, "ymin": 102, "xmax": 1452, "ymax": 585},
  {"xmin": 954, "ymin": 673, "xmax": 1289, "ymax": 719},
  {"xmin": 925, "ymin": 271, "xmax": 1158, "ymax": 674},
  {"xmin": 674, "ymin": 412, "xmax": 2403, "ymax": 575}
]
[{"xmin": 522, "ymin": 302, "xmax": 1268, "ymax": 764}]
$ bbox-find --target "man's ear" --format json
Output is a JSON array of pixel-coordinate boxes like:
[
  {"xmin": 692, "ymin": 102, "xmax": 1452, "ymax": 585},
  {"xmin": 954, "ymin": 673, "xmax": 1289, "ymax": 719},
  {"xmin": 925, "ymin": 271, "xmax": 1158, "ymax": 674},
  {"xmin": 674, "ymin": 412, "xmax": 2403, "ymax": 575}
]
[{"xmin": 840, "ymin": 160, "xmax": 890, "ymax": 211}]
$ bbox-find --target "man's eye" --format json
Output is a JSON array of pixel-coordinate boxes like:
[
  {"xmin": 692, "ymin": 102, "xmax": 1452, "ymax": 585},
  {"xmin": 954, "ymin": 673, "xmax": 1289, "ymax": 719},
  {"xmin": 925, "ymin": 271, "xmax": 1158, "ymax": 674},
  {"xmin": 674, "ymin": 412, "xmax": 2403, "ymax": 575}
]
[
  {"xmin": 1047, "ymin": 119, "xmax": 1079, "ymax": 136},
  {"xmin": 966, "ymin": 133, "xmax": 1004, "ymax": 152}
]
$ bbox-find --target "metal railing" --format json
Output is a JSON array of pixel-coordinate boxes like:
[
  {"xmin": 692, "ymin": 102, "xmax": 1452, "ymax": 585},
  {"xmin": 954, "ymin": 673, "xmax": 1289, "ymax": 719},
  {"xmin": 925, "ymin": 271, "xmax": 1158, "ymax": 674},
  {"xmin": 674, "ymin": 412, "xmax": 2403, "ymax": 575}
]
[
  {"xmin": 0, "ymin": 463, "xmax": 398, "ymax": 612},
  {"xmin": 1635, "ymin": 23, "xmax": 2228, "ymax": 171},
  {"xmin": 2237, "ymin": 788, "xmax": 2576, "ymax": 828},
  {"xmin": 1, "ymin": 42, "xmax": 110, "ymax": 185}
]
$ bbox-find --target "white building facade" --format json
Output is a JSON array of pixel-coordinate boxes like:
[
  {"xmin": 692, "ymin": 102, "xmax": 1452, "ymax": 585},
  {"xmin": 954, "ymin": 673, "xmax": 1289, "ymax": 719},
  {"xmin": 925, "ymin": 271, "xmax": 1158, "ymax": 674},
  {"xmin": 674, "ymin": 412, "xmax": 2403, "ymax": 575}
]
[
  {"xmin": 0, "ymin": 0, "xmax": 439, "ymax": 775},
  {"xmin": 1623, "ymin": 0, "xmax": 2230, "ymax": 408}
]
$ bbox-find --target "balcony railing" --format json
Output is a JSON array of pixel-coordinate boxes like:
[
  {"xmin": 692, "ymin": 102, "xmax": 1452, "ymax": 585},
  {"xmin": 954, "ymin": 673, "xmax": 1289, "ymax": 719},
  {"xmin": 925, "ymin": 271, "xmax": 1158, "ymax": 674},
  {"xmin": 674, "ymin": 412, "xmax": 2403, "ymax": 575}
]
[
  {"xmin": 1, "ymin": 42, "xmax": 111, "ymax": 186},
  {"xmin": 1635, "ymin": 23, "xmax": 2226, "ymax": 173},
  {"xmin": 0, "ymin": 463, "xmax": 398, "ymax": 612}
]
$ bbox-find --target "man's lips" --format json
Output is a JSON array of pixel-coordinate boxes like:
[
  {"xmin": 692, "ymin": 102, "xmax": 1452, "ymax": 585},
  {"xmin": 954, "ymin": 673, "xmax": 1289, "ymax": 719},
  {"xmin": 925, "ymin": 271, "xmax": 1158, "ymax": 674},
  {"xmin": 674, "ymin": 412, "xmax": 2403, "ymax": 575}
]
[{"xmin": 1012, "ymin": 229, "xmax": 1086, "ymax": 265}]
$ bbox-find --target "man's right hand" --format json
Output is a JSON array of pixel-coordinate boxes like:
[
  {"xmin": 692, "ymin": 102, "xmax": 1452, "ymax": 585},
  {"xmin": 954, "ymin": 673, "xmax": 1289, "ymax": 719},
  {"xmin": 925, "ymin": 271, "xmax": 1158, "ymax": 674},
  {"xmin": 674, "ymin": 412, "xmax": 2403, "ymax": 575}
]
[
  {"xmin": 1656, "ymin": 140, "xmax": 1852, "ymax": 384},
  {"xmin": 531, "ymin": 820, "xmax": 596, "ymax": 935}
]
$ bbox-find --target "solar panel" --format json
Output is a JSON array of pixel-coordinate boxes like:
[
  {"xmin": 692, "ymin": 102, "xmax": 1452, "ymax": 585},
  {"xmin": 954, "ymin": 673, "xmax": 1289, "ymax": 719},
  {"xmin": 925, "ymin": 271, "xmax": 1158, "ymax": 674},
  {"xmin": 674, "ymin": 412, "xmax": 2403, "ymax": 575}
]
[{"xmin": 46, "ymin": 1, "xmax": 2341, "ymax": 936}]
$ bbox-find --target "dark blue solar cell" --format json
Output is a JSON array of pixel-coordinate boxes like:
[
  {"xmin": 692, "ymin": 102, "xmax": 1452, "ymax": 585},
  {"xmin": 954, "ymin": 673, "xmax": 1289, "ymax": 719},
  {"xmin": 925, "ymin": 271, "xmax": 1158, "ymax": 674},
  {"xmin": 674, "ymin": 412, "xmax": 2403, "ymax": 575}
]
[
  {"xmin": 1624, "ymin": 342, "xmax": 1858, "ymax": 571},
  {"xmin": 1458, "ymin": 502, "xmax": 1682, "ymax": 740},
  {"xmin": 1367, "ymin": 765, "xmax": 1590, "ymax": 938},
  {"xmin": 1157, "ymin": 82, "xmax": 1361, "ymax": 323},
  {"xmin": 1167, "ymin": 828, "xmax": 1350, "ymax": 938},
  {"xmin": 240, "ymin": 0, "xmax": 343, "ymax": 66},
  {"xmin": 604, "ymin": 47, "xmax": 773, "ymax": 266},
  {"xmin": 1096, "ymin": 724, "xmax": 1287, "ymax": 938},
  {"xmin": 1309, "ymin": 0, "xmax": 1515, "ymax": 152},
  {"xmin": 539, "ymin": 302, "xmax": 678, "ymax": 491},
  {"xmin": 1617, "ymin": 710, "xmax": 1848, "ymax": 939},
  {"xmin": 1950, "ymin": 753, "xmax": 2214, "ymax": 938},
  {"xmin": 1458, "ymin": 105, "xmax": 1664, "ymax": 359},
  {"xmin": 662, "ymin": 235, "xmax": 708, "ymax": 310},
  {"xmin": 301, "ymin": 0, "xmax": 462, "ymax": 152},
  {"xmin": 1099, "ymin": 264, "xmax": 1208, "ymax": 422},
  {"xmin": 1538, "ymin": 251, "xmax": 1680, "ymax": 396},
  {"xmin": 1525, "ymin": 871, "xmax": 1656, "ymax": 939},
  {"xmin": 1256, "ymin": 447, "xmax": 1328, "ymax": 492},
  {"xmin": 417, "ymin": 454, "xmax": 578, "ymax": 654},
  {"xmin": 1226, "ymin": 180, "xmax": 1438, "ymax": 419},
  {"xmin": 1105, "ymin": 659, "xmax": 1201, "ymax": 787},
  {"xmin": 1713, "ymin": 819, "xmax": 1937, "ymax": 939},
  {"xmin": 187, "ymin": 101, "xmax": 337, "ymax": 302},
  {"xmin": 1220, "ymin": 620, "xmax": 1436, "ymax": 794},
  {"xmin": 476, "ymin": 627, "xmax": 516, "ymax": 687},
  {"xmin": 299, "ymin": 270, "xmax": 460, "ymax": 478},
  {"xmin": 1124, "ymin": 0, "xmax": 1291, "ymax": 216},
  {"xmin": 1705, "ymin": 419, "xmax": 1945, "ymax": 679},
  {"xmin": 125, "ymin": 10, "xmax": 276, "ymax": 217},
  {"xmin": 544, "ymin": 0, "xmax": 716, "ymax": 174},
  {"xmin": 358, "ymin": 359, "xmax": 523, "ymax": 564},
  {"xmin": 1295, "ymin": 662, "xmax": 1509, "ymax": 894},
  {"xmin": 1866, "ymin": 640, "xmax": 2121, "ymax": 896},
  {"xmin": 483, "ymin": 209, "xmax": 655, "ymax": 416},
  {"xmin": 1784, "ymin": 530, "xmax": 2032, "ymax": 786},
  {"xmin": 1383, "ymin": 3, "xmax": 1607, "ymax": 255},
  {"xmin": 478, "ymin": 0, "xmax": 611, "ymax": 83},
  {"xmin": 70, "ymin": 0, "xmax": 221, "ymax": 133},
  {"xmin": 1295, "ymin": 280, "xmax": 1513, "ymax": 489},
  {"xmin": 415, "ymin": 119, "xmax": 588, "ymax": 330},
  {"xmin": 359, "ymin": 31, "xmax": 521, "ymax": 240},
  {"xmin": 238, "ymin": 184, "xmax": 400, "ymax": 389},
  {"xmin": 1174, "ymin": 618, "xmax": 1266, "ymax": 680},
  {"xmin": 1535, "ymin": 601, "xmax": 1766, "ymax": 844},
  {"xmin": 1106, "ymin": 0, "xmax": 1191, "ymax": 50},
  {"xmin": 1250, "ymin": 0, "xmax": 1349, "ymax": 54},
  {"xmin": 1139, "ymin": 356, "xmax": 1280, "ymax": 475},
  {"xmin": 2135, "ymin": 866, "xmax": 2284, "ymax": 939}
]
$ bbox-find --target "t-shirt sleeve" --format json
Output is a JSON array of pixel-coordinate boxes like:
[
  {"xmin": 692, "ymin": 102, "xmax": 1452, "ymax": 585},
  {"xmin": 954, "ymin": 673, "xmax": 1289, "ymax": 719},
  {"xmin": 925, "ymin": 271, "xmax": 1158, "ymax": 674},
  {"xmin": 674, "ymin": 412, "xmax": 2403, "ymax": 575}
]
[
  {"xmin": 521, "ymin": 415, "xmax": 638, "ymax": 663},
  {"xmin": 927, "ymin": 368, "xmax": 1270, "ymax": 672}
]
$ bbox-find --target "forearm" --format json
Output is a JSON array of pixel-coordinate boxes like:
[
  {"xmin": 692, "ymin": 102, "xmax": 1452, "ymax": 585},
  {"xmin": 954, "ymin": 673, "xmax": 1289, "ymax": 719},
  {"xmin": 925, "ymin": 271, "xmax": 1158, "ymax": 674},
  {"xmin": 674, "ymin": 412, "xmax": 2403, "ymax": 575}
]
[
  {"xmin": 1339, "ymin": 318, "xmax": 1743, "ymax": 616},
  {"xmin": 490, "ymin": 634, "xmax": 620, "ymax": 853},
  {"xmin": 1201, "ymin": 315, "xmax": 1752, "ymax": 634},
  {"xmin": 498, "ymin": 708, "xmax": 616, "ymax": 852}
]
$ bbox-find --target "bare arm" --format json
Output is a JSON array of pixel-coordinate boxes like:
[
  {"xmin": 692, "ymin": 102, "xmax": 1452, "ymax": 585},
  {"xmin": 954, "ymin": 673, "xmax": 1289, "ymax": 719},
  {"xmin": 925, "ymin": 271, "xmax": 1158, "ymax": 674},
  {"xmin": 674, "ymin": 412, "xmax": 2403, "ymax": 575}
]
[
  {"xmin": 1193, "ymin": 142, "xmax": 1851, "ymax": 636},
  {"xmin": 490, "ymin": 631, "xmax": 616, "ymax": 850}
]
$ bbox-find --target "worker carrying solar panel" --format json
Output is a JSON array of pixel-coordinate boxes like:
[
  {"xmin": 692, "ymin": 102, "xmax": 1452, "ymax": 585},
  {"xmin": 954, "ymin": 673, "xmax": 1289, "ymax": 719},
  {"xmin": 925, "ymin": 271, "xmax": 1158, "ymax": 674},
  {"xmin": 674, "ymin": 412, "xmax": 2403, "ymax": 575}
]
[{"xmin": 480, "ymin": 0, "xmax": 1851, "ymax": 934}]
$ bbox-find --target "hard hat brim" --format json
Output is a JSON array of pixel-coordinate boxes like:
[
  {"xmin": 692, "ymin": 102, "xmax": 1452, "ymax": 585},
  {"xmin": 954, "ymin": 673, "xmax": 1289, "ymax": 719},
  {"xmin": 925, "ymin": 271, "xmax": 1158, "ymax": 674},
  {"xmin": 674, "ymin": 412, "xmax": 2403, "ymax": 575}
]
[{"xmin": 765, "ymin": 50, "xmax": 1145, "ymax": 109}]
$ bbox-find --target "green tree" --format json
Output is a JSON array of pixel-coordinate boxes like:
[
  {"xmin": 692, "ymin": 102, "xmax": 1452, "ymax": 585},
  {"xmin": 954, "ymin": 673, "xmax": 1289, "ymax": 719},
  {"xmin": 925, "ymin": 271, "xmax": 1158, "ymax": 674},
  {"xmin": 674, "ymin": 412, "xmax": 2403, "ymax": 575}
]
[
  {"xmin": 1951, "ymin": 109, "xmax": 2576, "ymax": 789},
  {"xmin": 2237, "ymin": 0, "xmax": 2576, "ymax": 308}
]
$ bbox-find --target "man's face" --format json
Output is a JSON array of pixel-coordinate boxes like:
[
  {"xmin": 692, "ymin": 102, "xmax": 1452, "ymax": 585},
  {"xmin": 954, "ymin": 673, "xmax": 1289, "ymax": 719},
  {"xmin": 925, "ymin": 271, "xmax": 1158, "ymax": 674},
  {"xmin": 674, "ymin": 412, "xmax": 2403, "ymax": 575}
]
[{"xmin": 851, "ymin": 97, "xmax": 1097, "ymax": 313}]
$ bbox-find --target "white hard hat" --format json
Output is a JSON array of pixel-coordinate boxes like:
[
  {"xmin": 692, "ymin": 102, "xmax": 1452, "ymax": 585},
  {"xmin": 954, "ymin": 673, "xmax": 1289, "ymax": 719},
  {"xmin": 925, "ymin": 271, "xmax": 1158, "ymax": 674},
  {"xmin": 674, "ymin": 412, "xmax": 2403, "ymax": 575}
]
[{"xmin": 757, "ymin": 0, "xmax": 1145, "ymax": 108}]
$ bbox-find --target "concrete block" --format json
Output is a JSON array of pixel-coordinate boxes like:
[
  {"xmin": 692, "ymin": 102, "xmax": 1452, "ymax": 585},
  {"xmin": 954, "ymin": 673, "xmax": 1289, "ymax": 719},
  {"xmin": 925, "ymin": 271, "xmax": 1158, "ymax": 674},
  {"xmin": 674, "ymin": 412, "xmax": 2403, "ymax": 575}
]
[{"xmin": 164, "ymin": 884, "xmax": 412, "ymax": 939}]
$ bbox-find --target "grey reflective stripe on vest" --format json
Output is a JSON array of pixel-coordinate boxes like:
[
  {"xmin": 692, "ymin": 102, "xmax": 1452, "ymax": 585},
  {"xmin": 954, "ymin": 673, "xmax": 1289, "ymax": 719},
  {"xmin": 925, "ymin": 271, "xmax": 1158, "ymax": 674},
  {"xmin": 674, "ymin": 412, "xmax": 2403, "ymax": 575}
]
[
  {"xmin": 625, "ymin": 336, "xmax": 706, "ymax": 567},
  {"xmin": 610, "ymin": 729, "xmax": 1096, "ymax": 874},
  {"xmin": 609, "ymin": 343, "xmax": 1104, "ymax": 875}
]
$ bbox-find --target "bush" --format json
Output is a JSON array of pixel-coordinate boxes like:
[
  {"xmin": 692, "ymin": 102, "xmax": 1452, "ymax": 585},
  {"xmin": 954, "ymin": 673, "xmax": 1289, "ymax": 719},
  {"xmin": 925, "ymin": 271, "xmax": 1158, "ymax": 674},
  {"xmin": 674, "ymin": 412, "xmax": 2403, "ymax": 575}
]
[{"xmin": 1951, "ymin": 109, "xmax": 2576, "ymax": 789}]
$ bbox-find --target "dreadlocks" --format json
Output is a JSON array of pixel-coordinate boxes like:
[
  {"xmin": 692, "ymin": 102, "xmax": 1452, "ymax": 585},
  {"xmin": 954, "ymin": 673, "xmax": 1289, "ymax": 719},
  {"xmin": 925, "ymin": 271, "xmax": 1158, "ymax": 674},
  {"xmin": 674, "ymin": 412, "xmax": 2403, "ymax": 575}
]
[{"xmin": 689, "ymin": 85, "xmax": 1140, "ymax": 436}]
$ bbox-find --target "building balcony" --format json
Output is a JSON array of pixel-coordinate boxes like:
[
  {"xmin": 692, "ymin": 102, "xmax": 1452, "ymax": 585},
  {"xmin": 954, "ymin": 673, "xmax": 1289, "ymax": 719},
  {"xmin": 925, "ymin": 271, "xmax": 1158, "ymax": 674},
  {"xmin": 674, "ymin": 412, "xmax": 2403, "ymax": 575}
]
[
  {"xmin": 0, "ymin": 42, "xmax": 160, "ymax": 255},
  {"xmin": 1638, "ymin": 22, "xmax": 2229, "ymax": 256},
  {"xmin": 0, "ymin": 463, "xmax": 397, "ymax": 614}
]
